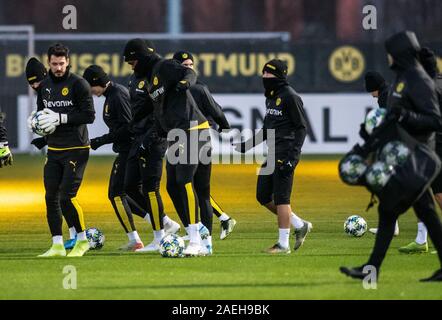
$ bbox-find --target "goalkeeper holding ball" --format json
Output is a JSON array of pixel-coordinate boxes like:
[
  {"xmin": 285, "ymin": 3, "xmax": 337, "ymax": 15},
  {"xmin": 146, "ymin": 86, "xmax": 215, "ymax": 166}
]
[{"xmin": 29, "ymin": 43, "xmax": 95, "ymax": 257}]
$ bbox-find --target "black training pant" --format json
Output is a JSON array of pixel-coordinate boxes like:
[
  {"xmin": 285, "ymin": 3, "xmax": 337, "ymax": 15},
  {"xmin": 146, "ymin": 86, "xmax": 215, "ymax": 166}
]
[
  {"xmin": 367, "ymin": 189, "xmax": 442, "ymax": 270},
  {"xmin": 44, "ymin": 148, "xmax": 89, "ymax": 237}
]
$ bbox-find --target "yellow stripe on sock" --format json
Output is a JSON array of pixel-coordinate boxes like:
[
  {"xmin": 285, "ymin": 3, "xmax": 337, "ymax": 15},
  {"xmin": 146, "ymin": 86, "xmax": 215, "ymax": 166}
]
[
  {"xmin": 210, "ymin": 196, "xmax": 224, "ymax": 215},
  {"xmin": 185, "ymin": 183, "xmax": 197, "ymax": 225},
  {"xmin": 148, "ymin": 192, "xmax": 160, "ymax": 231},
  {"xmin": 71, "ymin": 197, "xmax": 85, "ymax": 231},
  {"xmin": 114, "ymin": 197, "xmax": 132, "ymax": 232}
]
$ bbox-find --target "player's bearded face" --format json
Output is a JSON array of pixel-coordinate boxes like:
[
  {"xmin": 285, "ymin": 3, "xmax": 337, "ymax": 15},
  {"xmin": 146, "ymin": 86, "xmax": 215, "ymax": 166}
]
[{"xmin": 49, "ymin": 56, "xmax": 69, "ymax": 77}]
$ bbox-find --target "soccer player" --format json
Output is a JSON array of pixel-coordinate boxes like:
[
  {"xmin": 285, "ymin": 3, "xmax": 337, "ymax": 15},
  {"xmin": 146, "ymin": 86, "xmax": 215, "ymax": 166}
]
[
  {"xmin": 25, "ymin": 57, "xmax": 78, "ymax": 249},
  {"xmin": 83, "ymin": 64, "xmax": 144, "ymax": 251},
  {"xmin": 172, "ymin": 50, "xmax": 237, "ymax": 240},
  {"xmin": 234, "ymin": 59, "xmax": 312, "ymax": 254},
  {"xmin": 398, "ymin": 47, "xmax": 442, "ymax": 254},
  {"xmin": 341, "ymin": 31, "xmax": 442, "ymax": 282},
  {"xmin": 123, "ymin": 39, "xmax": 180, "ymax": 252},
  {"xmin": 0, "ymin": 109, "xmax": 12, "ymax": 168},
  {"xmin": 363, "ymin": 72, "xmax": 400, "ymax": 237},
  {"xmin": 136, "ymin": 50, "xmax": 213, "ymax": 256},
  {"xmin": 32, "ymin": 43, "xmax": 95, "ymax": 257}
]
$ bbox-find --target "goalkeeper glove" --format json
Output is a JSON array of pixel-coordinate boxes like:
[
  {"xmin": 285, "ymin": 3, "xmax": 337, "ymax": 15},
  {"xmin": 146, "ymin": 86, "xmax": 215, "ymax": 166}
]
[
  {"xmin": 0, "ymin": 142, "xmax": 13, "ymax": 168},
  {"xmin": 38, "ymin": 108, "xmax": 68, "ymax": 130},
  {"xmin": 27, "ymin": 110, "xmax": 36, "ymax": 133}
]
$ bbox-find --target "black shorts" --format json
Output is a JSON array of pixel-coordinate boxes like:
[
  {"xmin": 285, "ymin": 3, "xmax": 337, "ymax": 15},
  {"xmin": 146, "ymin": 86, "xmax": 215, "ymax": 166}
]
[
  {"xmin": 256, "ymin": 160, "xmax": 295, "ymax": 206},
  {"xmin": 44, "ymin": 148, "xmax": 89, "ymax": 199}
]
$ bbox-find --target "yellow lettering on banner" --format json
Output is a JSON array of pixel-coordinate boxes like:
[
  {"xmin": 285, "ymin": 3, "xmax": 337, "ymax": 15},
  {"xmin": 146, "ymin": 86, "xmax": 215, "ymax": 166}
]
[
  {"xmin": 277, "ymin": 53, "xmax": 296, "ymax": 75},
  {"xmin": 216, "ymin": 54, "xmax": 238, "ymax": 77},
  {"xmin": 6, "ymin": 54, "xmax": 23, "ymax": 77},
  {"xmin": 96, "ymin": 54, "xmax": 111, "ymax": 74},
  {"xmin": 78, "ymin": 54, "xmax": 93, "ymax": 75},
  {"xmin": 120, "ymin": 60, "xmax": 133, "ymax": 77},
  {"xmin": 199, "ymin": 53, "xmax": 216, "ymax": 76},
  {"xmin": 68, "ymin": 55, "xmax": 77, "ymax": 73},
  {"xmin": 437, "ymin": 57, "xmax": 442, "ymax": 74},
  {"xmin": 238, "ymin": 53, "xmax": 256, "ymax": 77},
  {"xmin": 112, "ymin": 54, "xmax": 120, "ymax": 76}
]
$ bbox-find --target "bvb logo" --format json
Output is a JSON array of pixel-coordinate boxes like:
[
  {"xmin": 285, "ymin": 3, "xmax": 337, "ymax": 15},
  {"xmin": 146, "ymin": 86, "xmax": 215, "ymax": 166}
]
[
  {"xmin": 276, "ymin": 98, "xmax": 282, "ymax": 106},
  {"xmin": 329, "ymin": 46, "xmax": 365, "ymax": 82},
  {"xmin": 61, "ymin": 87, "xmax": 69, "ymax": 96},
  {"xmin": 138, "ymin": 81, "xmax": 145, "ymax": 89},
  {"xmin": 153, "ymin": 76, "xmax": 159, "ymax": 86}
]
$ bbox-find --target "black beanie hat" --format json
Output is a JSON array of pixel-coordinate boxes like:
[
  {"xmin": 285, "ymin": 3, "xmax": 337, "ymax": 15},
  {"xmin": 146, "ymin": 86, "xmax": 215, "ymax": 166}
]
[
  {"xmin": 262, "ymin": 59, "xmax": 288, "ymax": 79},
  {"xmin": 364, "ymin": 71, "xmax": 385, "ymax": 92},
  {"xmin": 25, "ymin": 57, "xmax": 47, "ymax": 84},
  {"xmin": 83, "ymin": 65, "xmax": 110, "ymax": 87},
  {"xmin": 419, "ymin": 47, "xmax": 438, "ymax": 78},
  {"xmin": 173, "ymin": 51, "xmax": 194, "ymax": 64},
  {"xmin": 123, "ymin": 38, "xmax": 155, "ymax": 62}
]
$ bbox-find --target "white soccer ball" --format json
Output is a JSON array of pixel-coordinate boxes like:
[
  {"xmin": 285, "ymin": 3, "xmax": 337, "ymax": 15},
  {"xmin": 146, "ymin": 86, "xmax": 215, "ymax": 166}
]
[
  {"xmin": 86, "ymin": 227, "xmax": 105, "ymax": 250},
  {"xmin": 365, "ymin": 161, "xmax": 394, "ymax": 192},
  {"xmin": 159, "ymin": 234, "xmax": 185, "ymax": 258},
  {"xmin": 30, "ymin": 110, "xmax": 55, "ymax": 136},
  {"xmin": 365, "ymin": 108, "xmax": 387, "ymax": 135},
  {"xmin": 380, "ymin": 141, "xmax": 410, "ymax": 167},
  {"xmin": 339, "ymin": 154, "xmax": 368, "ymax": 185},
  {"xmin": 344, "ymin": 215, "xmax": 367, "ymax": 237}
]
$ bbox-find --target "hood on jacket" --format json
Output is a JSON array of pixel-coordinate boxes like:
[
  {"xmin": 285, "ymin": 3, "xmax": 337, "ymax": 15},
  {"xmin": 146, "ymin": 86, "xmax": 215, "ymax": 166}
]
[
  {"xmin": 385, "ymin": 31, "xmax": 421, "ymax": 70},
  {"xmin": 134, "ymin": 53, "xmax": 162, "ymax": 79}
]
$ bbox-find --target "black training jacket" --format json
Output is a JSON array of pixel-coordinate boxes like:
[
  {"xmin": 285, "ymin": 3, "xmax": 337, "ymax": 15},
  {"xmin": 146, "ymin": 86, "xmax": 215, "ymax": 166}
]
[
  {"xmin": 37, "ymin": 69, "xmax": 95, "ymax": 150},
  {"xmin": 190, "ymin": 80, "xmax": 230, "ymax": 131},
  {"xmin": 435, "ymin": 75, "xmax": 442, "ymax": 151},
  {"xmin": 385, "ymin": 32, "xmax": 441, "ymax": 148},
  {"xmin": 262, "ymin": 84, "xmax": 307, "ymax": 161},
  {"xmin": 378, "ymin": 82, "xmax": 390, "ymax": 109},
  {"xmin": 97, "ymin": 82, "xmax": 133, "ymax": 153},
  {"xmin": 127, "ymin": 71, "xmax": 154, "ymax": 136},
  {"xmin": 147, "ymin": 58, "xmax": 208, "ymax": 133}
]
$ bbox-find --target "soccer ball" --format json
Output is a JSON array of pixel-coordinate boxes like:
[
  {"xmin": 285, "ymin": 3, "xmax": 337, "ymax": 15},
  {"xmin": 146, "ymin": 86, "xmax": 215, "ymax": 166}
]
[
  {"xmin": 86, "ymin": 227, "xmax": 105, "ymax": 250},
  {"xmin": 159, "ymin": 234, "xmax": 185, "ymax": 258},
  {"xmin": 365, "ymin": 108, "xmax": 387, "ymax": 135},
  {"xmin": 339, "ymin": 154, "xmax": 368, "ymax": 185},
  {"xmin": 344, "ymin": 215, "xmax": 368, "ymax": 237},
  {"xmin": 30, "ymin": 110, "xmax": 55, "ymax": 136},
  {"xmin": 365, "ymin": 161, "xmax": 394, "ymax": 192},
  {"xmin": 380, "ymin": 141, "xmax": 410, "ymax": 167}
]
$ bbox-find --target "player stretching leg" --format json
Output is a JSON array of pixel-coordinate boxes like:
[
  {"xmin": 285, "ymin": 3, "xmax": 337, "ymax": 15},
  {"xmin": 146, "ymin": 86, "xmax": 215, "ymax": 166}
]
[
  {"xmin": 25, "ymin": 57, "xmax": 78, "ymax": 249},
  {"xmin": 83, "ymin": 65, "xmax": 144, "ymax": 251},
  {"xmin": 33, "ymin": 43, "xmax": 95, "ymax": 257},
  {"xmin": 234, "ymin": 59, "xmax": 311, "ymax": 254}
]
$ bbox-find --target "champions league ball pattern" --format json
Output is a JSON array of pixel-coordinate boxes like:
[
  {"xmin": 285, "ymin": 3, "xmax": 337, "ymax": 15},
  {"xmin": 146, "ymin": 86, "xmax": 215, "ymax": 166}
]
[
  {"xmin": 344, "ymin": 215, "xmax": 367, "ymax": 237},
  {"xmin": 339, "ymin": 154, "xmax": 368, "ymax": 185}
]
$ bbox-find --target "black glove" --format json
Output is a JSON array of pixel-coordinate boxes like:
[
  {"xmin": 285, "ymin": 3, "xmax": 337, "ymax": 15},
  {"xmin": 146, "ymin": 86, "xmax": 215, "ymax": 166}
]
[
  {"xmin": 31, "ymin": 137, "xmax": 47, "ymax": 150},
  {"xmin": 278, "ymin": 159, "xmax": 296, "ymax": 174},
  {"xmin": 175, "ymin": 80, "xmax": 190, "ymax": 92},
  {"xmin": 359, "ymin": 123, "xmax": 370, "ymax": 141},
  {"xmin": 386, "ymin": 106, "xmax": 408, "ymax": 123},
  {"xmin": 138, "ymin": 143, "xmax": 150, "ymax": 158},
  {"xmin": 90, "ymin": 137, "xmax": 105, "ymax": 150}
]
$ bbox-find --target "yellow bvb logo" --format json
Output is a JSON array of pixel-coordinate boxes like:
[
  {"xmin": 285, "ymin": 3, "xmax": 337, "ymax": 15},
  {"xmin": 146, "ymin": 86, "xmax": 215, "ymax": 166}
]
[
  {"xmin": 61, "ymin": 87, "xmax": 69, "ymax": 96},
  {"xmin": 276, "ymin": 98, "xmax": 282, "ymax": 106},
  {"xmin": 138, "ymin": 80, "xmax": 145, "ymax": 89},
  {"xmin": 396, "ymin": 82, "xmax": 405, "ymax": 93},
  {"xmin": 153, "ymin": 76, "xmax": 159, "ymax": 86},
  {"xmin": 105, "ymin": 104, "xmax": 109, "ymax": 114},
  {"xmin": 182, "ymin": 53, "xmax": 188, "ymax": 59},
  {"xmin": 329, "ymin": 46, "xmax": 365, "ymax": 82}
]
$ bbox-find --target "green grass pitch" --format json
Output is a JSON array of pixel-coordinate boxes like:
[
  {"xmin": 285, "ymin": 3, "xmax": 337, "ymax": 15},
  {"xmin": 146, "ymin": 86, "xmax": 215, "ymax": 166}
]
[{"xmin": 0, "ymin": 154, "xmax": 441, "ymax": 299}]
